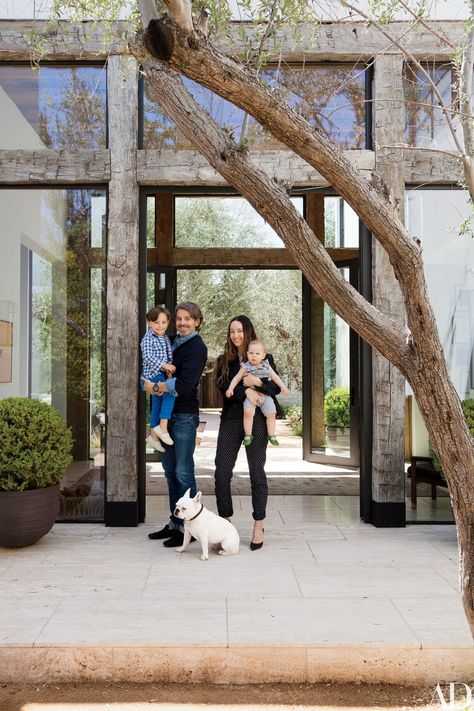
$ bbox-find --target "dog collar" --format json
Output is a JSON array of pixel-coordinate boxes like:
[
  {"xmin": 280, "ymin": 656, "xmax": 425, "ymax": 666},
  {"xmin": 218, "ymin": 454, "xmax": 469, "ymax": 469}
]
[{"xmin": 189, "ymin": 504, "xmax": 204, "ymax": 521}]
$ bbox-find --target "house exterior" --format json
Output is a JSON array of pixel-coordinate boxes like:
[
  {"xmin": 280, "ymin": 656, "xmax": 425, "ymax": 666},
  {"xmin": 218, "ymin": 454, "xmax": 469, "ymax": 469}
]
[{"xmin": 0, "ymin": 15, "xmax": 472, "ymax": 527}]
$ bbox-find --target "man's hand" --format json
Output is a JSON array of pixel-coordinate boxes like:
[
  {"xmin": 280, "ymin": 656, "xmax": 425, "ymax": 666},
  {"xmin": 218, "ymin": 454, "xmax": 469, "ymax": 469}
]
[{"xmin": 162, "ymin": 363, "xmax": 176, "ymax": 375}]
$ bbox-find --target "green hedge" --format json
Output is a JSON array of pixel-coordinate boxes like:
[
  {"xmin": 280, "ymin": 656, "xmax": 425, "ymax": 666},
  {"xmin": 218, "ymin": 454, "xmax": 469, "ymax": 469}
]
[
  {"xmin": 324, "ymin": 387, "xmax": 350, "ymax": 429},
  {"xmin": 0, "ymin": 398, "xmax": 73, "ymax": 491}
]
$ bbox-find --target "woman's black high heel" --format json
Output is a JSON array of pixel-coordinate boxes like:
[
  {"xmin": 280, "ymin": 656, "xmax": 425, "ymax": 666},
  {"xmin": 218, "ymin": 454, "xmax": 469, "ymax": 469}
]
[{"xmin": 250, "ymin": 528, "xmax": 264, "ymax": 551}]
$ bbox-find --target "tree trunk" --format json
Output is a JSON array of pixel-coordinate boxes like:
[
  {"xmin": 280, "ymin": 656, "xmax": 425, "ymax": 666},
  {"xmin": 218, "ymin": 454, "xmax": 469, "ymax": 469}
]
[{"xmin": 131, "ymin": 16, "xmax": 474, "ymax": 636}]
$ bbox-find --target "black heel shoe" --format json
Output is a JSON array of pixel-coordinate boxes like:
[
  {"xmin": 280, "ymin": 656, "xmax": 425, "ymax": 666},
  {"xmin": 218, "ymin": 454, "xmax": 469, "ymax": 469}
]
[{"xmin": 250, "ymin": 528, "xmax": 264, "ymax": 551}]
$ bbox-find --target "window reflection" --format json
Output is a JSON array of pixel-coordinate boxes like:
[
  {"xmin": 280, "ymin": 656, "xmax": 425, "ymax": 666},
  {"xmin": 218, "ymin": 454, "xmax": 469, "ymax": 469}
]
[
  {"xmin": 0, "ymin": 65, "xmax": 107, "ymax": 150},
  {"xmin": 143, "ymin": 65, "xmax": 367, "ymax": 150},
  {"xmin": 0, "ymin": 188, "xmax": 106, "ymax": 522},
  {"xmin": 174, "ymin": 196, "xmax": 303, "ymax": 248},
  {"xmin": 403, "ymin": 63, "xmax": 455, "ymax": 149}
]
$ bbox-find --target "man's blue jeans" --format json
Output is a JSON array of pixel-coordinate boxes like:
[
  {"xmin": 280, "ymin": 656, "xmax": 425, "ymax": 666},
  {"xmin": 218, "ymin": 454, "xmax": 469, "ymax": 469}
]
[{"xmin": 161, "ymin": 412, "xmax": 199, "ymax": 529}]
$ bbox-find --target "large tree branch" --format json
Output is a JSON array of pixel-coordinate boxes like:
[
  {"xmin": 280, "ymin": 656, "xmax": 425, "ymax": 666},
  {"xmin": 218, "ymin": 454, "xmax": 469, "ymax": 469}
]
[
  {"xmin": 140, "ymin": 18, "xmax": 444, "ymax": 360},
  {"xmin": 132, "ymin": 41, "xmax": 411, "ymax": 369}
]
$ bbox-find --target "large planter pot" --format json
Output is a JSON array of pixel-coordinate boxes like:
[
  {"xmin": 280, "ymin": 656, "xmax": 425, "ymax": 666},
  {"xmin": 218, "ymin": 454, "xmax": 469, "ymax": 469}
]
[{"xmin": 0, "ymin": 484, "xmax": 60, "ymax": 548}]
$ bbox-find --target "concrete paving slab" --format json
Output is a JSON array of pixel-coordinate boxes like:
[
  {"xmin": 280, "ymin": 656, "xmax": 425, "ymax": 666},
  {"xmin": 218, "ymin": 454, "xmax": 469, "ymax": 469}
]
[{"xmin": 0, "ymin": 494, "xmax": 471, "ymax": 685}]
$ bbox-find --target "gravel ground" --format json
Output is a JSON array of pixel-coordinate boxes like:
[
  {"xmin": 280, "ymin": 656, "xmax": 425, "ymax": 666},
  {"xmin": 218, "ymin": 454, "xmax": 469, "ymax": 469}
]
[{"xmin": 0, "ymin": 681, "xmax": 444, "ymax": 710}]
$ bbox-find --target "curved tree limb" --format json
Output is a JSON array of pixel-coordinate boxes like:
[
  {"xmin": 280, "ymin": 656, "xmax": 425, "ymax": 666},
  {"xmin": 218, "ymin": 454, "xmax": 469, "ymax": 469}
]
[{"xmin": 132, "ymin": 42, "xmax": 411, "ymax": 370}]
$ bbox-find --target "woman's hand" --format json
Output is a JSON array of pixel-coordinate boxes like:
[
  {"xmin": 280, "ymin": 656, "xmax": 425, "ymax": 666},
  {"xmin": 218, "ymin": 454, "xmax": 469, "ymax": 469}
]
[
  {"xmin": 243, "ymin": 373, "xmax": 262, "ymax": 388},
  {"xmin": 226, "ymin": 387, "xmax": 234, "ymax": 398},
  {"xmin": 245, "ymin": 388, "xmax": 262, "ymax": 407},
  {"xmin": 162, "ymin": 363, "xmax": 176, "ymax": 375}
]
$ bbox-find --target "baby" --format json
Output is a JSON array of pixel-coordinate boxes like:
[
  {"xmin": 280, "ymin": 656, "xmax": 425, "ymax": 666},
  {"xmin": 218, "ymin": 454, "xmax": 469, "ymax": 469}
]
[{"xmin": 226, "ymin": 340, "xmax": 289, "ymax": 446}]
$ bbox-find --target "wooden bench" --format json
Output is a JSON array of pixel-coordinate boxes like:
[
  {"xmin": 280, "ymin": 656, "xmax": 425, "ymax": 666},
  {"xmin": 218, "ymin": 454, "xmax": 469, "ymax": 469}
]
[{"xmin": 408, "ymin": 455, "xmax": 448, "ymax": 507}]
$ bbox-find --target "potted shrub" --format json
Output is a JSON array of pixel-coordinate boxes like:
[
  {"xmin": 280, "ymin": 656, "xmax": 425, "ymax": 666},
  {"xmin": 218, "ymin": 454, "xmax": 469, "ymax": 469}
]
[
  {"xmin": 324, "ymin": 386, "xmax": 350, "ymax": 444},
  {"xmin": 324, "ymin": 386, "xmax": 350, "ymax": 429},
  {"xmin": 0, "ymin": 397, "xmax": 73, "ymax": 547}
]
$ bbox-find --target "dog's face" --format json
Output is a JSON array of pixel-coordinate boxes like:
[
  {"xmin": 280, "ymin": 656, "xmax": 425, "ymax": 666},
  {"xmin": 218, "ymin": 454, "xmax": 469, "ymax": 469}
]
[{"xmin": 174, "ymin": 489, "xmax": 202, "ymax": 520}]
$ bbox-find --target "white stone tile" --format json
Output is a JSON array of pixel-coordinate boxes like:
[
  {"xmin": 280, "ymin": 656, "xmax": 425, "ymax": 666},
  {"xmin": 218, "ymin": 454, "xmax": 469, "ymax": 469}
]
[
  {"xmin": 391, "ymin": 596, "xmax": 472, "ymax": 644},
  {"xmin": 227, "ymin": 596, "xmax": 419, "ymax": 644},
  {"xmin": 293, "ymin": 562, "xmax": 458, "ymax": 598},
  {"xmin": 1, "ymin": 563, "xmax": 152, "ymax": 594},
  {"xmin": 35, "ymin": 594, "xmax": 227, "ymax": 645},
  {"xmin": 144, "ymin": 562, "xmax": 301, "ymax": 597},
  {"xmin": 306, "ymin": 538, "xmax": 454, "ymax": 564},
  {"xmin": 0, "ymin": 595, "xmax": 61, "ymax": 645}
]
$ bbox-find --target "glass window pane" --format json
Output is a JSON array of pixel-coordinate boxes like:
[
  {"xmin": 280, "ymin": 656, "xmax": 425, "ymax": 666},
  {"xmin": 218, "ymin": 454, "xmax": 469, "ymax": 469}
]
[
  {"xmin": 406, "ymin": 189, "xmax": 474, "ymax": 400},
  {"xmin": 324, "ymin": 197, "xmax": 359, "ymax": 248},
  {"xmin": 147, "ymin": 196, "xmax": 156, "ymax": 247},
  {"xmin": 311, "ymin": 269, "xmax": 351, "ymax": 459},
  {"xmin": 0, "ymin": 65, "xmax": 107, "ymax": 149},
  {"xmin": 176, "ymin": 267, "xmax": 302, "ymax": 406},
  {"xmin": 0, "ymin": 188, "xmax": 106, "ymax": 522},
  {"xmin": 403, "ymin": 63, "xmax": 455, "ymax": 149},
  {"xmin": 143, "ymin": 65, "xmax": 367, "ymax": 150},
  {"xmin": 174, "ymin": 196, "xmax": 303, "ymax": 248}
]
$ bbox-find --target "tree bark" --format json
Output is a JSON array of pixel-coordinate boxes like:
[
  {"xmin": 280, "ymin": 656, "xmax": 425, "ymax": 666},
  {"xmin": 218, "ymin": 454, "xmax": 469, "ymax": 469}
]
[{"xmin": 131, "ymin": 13, "xmax": 474, "ymax": 636}]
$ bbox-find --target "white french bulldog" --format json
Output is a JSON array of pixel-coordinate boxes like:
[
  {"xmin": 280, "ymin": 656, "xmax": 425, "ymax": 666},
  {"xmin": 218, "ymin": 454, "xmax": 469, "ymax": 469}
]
[{"xmin": 174, "ymin": 489, "xmax": 239, "ymax": 560}]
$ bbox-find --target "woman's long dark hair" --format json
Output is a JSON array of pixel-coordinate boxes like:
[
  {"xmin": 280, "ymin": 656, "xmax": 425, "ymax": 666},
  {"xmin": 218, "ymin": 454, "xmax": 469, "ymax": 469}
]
[{"xmin": 216, "ymin": 315, "xmax": 257, "ymax": 385}]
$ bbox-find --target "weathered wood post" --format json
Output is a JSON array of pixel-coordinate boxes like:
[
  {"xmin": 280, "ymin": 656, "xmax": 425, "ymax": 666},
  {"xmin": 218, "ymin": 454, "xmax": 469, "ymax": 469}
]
[
  {"xmin": 105, "ymin": 54, "xmax": 140, "ymax": 525},
  {"xmin": 371, "ymin": 53, "xmax": 406, "ymax": 526}
]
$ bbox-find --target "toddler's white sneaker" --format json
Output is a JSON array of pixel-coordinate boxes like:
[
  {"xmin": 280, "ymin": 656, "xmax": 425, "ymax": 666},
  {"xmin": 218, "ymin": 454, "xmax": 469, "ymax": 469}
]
[
  {"xmin": 146, "ymin": 434, "xmax": 165, "ymax": 452},
  {"xmin": 153, "ymin": 426, "xmax": 174, "ymax": 445}
]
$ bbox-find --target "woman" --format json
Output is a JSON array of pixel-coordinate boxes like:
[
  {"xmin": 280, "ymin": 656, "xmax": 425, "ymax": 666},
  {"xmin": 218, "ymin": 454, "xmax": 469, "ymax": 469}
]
[{"xmin": 214, "ymin": 315, "xmax": 281, "ymax": 550}]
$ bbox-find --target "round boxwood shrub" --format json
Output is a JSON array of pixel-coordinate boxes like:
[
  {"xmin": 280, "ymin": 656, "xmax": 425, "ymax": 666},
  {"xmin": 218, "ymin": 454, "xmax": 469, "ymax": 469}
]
[
  {"xmin": 324, "ymin": 386, "xmax": 350, "ymax": 430},
  {"xmin": 0, "ymin": 397, "xmax": 73, "ymax": 492}
]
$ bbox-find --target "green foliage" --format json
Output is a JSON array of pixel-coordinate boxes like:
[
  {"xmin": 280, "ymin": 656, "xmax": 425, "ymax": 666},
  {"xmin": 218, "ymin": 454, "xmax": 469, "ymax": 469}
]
[
  {"xmin": 430, "ymin": 399, "xmax": 474, "ymax": 475},
  {"xmin": 324, "ymin": 386, "xmax": 350, "ymax": 429},
  {"xmin": 282, "ymin": 404, "xmax": 302, "ymax": 437},
  {"xmin": 0, "ymin": 398, "xmax": 73, "ymax": 492}
]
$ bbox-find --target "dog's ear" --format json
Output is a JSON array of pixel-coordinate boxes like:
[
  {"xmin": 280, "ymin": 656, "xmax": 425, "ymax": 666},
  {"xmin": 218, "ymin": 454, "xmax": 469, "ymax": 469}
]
[
  {"xmin": 194, "ymin": 491, "xmax": 202, "ymax": 504},
  {"xmin": 184, "ymin": 488, "xmax": 191, "ymax": 499}
]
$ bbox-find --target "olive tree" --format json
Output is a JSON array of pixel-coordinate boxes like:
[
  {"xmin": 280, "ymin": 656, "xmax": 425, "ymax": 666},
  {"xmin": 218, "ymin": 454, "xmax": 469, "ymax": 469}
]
[{"xmin": 47, "ymin": 0, "xmax": 474, "ymax": 635}]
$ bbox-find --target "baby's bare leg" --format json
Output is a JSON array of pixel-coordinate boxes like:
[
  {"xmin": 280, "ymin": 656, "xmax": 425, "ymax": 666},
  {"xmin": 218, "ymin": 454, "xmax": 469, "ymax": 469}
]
[
  {"xmin": 244, "ymin": 406, "xmax": 256, "ymax": 435},
  {"xmin": 266, "ymin": 413, "xmax": 276, "ymax": 437}
]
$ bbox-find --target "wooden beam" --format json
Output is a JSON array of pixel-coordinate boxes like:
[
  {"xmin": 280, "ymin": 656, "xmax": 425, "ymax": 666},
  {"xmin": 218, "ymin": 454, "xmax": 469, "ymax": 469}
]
[
  {"xmin": 147, "ymin": 246, "xmax": 358, "ymax": 267},
  {"xmin": 155, "ymin": 194, "xmax": 173, "ymax": 264},
  {"xmin": 372, "ymin": 54, "xmax": 406, "ymax": 514},
  {"xmin": 403, "ymin": 148, "xmax": 462, "ymax": 184},
  {"xmin": 0, "ymin": 150, "xmax": 110, "ymax": 184},
  {"xmin": 0, "ymin": 148, "xmax": 461, "ymax": 187},
  {"xmin": 105, "ymin": 55, "xmax": 139, "ymax": 517},
  {"xmin": 138, "ymin": 149, "xmax": 374, "ymax": 187},
  {"xmin": 0, "ymin": 20, "xmax": 125, "ymax": 60},
  {"xmin": 0, "ymin": 20, "xmax": 464, "ymax": 61}
]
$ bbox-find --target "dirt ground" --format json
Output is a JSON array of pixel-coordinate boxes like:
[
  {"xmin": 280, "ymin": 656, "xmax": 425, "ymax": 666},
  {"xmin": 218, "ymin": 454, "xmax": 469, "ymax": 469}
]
[{"xmin": 0, "ymin": 681, "xmax": 445, "ymax": 711}]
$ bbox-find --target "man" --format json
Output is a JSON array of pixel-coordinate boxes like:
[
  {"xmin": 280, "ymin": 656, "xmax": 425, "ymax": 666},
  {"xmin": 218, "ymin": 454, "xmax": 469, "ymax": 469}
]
[{"xmin": 143, "ymin": 301, "xmax": 207, "ymax": 547}]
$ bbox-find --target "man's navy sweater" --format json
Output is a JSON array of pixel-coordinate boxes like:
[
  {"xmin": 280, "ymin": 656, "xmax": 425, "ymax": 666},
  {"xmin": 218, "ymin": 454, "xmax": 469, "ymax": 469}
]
[{"xmin": 171, "ymin": 334, "xmax": 208, "ymax": 415}]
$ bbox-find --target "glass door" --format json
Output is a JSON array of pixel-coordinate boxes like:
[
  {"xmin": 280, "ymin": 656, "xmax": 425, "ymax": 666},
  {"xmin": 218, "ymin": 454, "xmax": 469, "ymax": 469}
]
[{"xmin": 302, "ymin": 262, "xmax": 360, "ymax": 467}]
